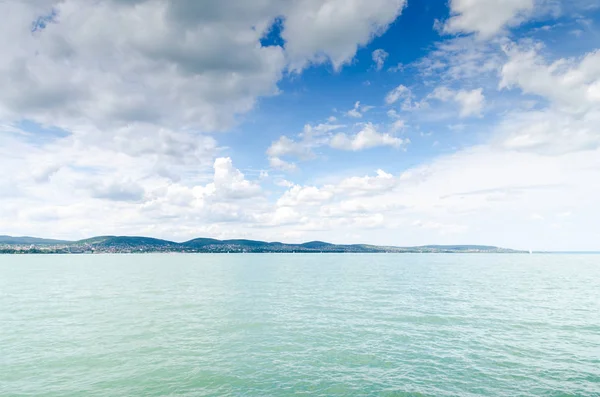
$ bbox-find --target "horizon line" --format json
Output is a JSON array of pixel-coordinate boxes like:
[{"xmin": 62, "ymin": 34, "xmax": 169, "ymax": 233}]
[{"xmin": 3, "ymin": 234, "xmax": 600, "ymax": 252}]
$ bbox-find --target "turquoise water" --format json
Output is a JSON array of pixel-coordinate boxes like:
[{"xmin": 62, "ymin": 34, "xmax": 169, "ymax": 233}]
[{"xmin": 1, "ymin": 254, "xmax": 599, "ymax": 396}]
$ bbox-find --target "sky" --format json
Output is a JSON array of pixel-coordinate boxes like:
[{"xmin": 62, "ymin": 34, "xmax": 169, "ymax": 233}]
[{"xmin": 1, "ymin": 0, "xmax": 600, "ymax": 250}]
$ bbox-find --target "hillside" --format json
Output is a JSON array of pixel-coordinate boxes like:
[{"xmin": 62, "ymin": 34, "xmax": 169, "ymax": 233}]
[
  {"xmin": 0, "ymin": 235, "xmax": 73, "ymax": 245},
  {"xmin": 0, "ymin": 235, "xmax": 525, "ymax": 254}
]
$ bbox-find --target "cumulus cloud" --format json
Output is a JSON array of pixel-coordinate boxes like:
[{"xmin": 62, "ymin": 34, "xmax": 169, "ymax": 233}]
[
  {"xmin": 443, "ymin": 0, "xmax": 536, "ymax": 38},
  {"xmin": 3, "ymin": 0, "xmax": 600, "ymax": 251},
  {"xmin": 330, "ymin": 123, "xmax": 407, "ymax": 151},
  {"xmin": 0, "ymin": 2, "xmax": 289, "ymax": 132},
  {"xmin": 0, "ymin": 0, "xmax": 406, "ymax": 131},
  {"xmin": 251, "ymin": 36, "xmax": 600, "ymax": 247},
  {"xmin": 267, "ymin": 121, "xmax": 406, "ymax": 170},
  {"xmin": 283, "ymin": 0, "xmax": 406, "ymax": 71},
  {"xmin": 0, "ymin": 0, "xmax": 410, "ymax": 241},
  {"xmin": 278, "ymin": 185, "xmax": 335, "ymax": 207},
  {"xmin": 267, "ymin": 145, "xmax": 600, "ymax": 249},
  {"xmin": 441, "ymin": 0, "xmax": 596, "ymax": 40},
  {"xmin": 0, "ymin": 0, "xmax": 405, "ymax": 180},
  {"xmin": 210, "ymin": 157, "xmax": 262, "ymax": 199}
]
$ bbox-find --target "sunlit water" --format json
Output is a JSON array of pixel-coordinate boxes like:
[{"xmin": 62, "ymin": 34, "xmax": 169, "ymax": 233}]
[{"xmin": 1, "ymin": 254, "xmax": 599, "ymax": 396}]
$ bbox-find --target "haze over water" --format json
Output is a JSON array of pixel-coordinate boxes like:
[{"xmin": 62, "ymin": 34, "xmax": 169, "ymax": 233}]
[{"xmin": 1, "ymin": 254, "xmax": 599, "ymax": 396}]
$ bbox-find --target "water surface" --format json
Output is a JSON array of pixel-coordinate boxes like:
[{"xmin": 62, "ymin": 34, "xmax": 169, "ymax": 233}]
[{"xmin": 1, "ymin": 254, "xmax": 599, "ymax": 396}]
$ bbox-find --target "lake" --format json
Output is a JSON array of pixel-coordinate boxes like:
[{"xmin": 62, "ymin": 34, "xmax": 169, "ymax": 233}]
[{"xmin": 1, "ymin": 254, "xmax": 599, "ymax": 396}]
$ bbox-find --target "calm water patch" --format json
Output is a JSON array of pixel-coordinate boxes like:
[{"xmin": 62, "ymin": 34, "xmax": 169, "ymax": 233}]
[{"xmin": 1, "ymin": 254, "xmax": 599, "ymax": 396}]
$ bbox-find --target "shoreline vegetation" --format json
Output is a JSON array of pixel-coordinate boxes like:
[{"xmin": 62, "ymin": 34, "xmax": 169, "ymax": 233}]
[{"xmin": 0, "ymin": 235, "xmax": 524, "ymax": 254}]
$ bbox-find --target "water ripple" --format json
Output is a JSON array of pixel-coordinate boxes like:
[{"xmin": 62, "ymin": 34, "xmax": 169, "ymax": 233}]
[{"xmin": 1, "ymin": 254, "xmax": 599, "ymax": 396}]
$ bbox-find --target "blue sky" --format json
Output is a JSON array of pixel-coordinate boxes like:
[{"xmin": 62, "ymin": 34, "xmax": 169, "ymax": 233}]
[{"xmin": 1, "ymin": 0, "xmax": 600, "ymax": 250}]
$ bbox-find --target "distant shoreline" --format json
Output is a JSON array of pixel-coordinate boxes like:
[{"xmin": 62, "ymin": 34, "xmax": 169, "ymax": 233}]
[
  {"xmin": 1, "ymin": 235, "xmax": 525, "ymax": 254},
  {"xmin": 2, "ymin": 251, "xmax": 599, "ymax": 255},
  {"xmin": 0, "ymin": 251, "xmax": 530, "ymax": 255}
]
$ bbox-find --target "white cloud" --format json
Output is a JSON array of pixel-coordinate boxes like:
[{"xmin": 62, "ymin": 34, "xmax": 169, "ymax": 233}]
[
  {"xmin": 3, "ymin": 121, "xmax": 600, "ymax": 249},
  {"xmin": 329, "ymin": 123, "xmax": 407, "ymax": 151},
  {"xmin": 372, "ymin": 49, "xmax": 389, "ymax": 71},
  {"xmin": 241, "ymin": 37, "xmax": 600, "ymax": 245},
  {"xmin": 345, "ymin": 101, "xmax": 374, "ymax": 118},
  {"xmin": 388, "ymin": 63, "xmax": 405, "ymax": 73},
  {"xmin": 385, "ymin": 84, "xmax": 424, "ymax": 111},
  {"xmin": 335, "ymin": 169, "xmax": 398, "ymax": 194},
  {"xmin": 3, "ymin": 1, "xmax": 600, "ymax": 251},
  {"xmin": 283, "ymin": 0, "xmax": 406, "ymax": 71},
  {"xmin": 495, "ymin": 109, "xmax": 600, "ymax": 154},
  {"xmin": 385, "ymin": 84, "xmax": 411, "ymax": 105},
  {"xmin": 267, "ymin": 136, "xmax": 313, "ymax": 160},
  {"xmin": 266, "ymin": 122, "xmax": 343, "ymax": 170},
  {"xmin": 346, "ymin": 101, "xmax": 363, "ymax": 118},
  {"xmin": 430, "ymin": 86, "xmax": 455, "ymax": 101},
  {"xmin": 0, "ymin": 1, "xmax": 289, "ymax": 133},
  {"xmin": 443, "ymin": 0, "xmax": 535, "ymax": 38},
  {"xmin": 278, "ymin": 185, "xmax": 335, "ymax": 207},
  {"xmin": 275, "ymin": 179, "xmax": 295, "ymax": 188},
  {"xmin": 301, "ymin": 122, "xmax": 346, "ymax": 137},
  {"xmin": 456, "ymin": 88, "xmax": 485, "ymax": 117},
  {"xmin": 442, "ymin": 0, "xmax": 595, "ymax": 39},
  {"xmin": 430, "ymin": 86, "xmax": 485, "ymax": 117},
  {"xmin": 210, "ymin": 157, "xmax": 262, "ymax": 199},
  {"xmin": 267, "ymin": 121, "xmax": 403, "ymax": 171},
  {"xmin": 387, "ymin": 109, "xmax": 401, "ymax": 119},
  {"xmin": 0, "ymin": 137, "xmax": 270, "ymax": 239},
  {"xmin": 414, "ymin": 36, "xmax": 504, "ymax": 82},
  {"xmin": 500, "ymin": 45, "xmax": 600, "ymax": 112},
  {"xmin": 269, "ymin": 157, "xmax": 298, "ymax": 172},
  {"xmin": 496, "ymin": 43, "xmax": 600, "ymax": 154},
  {"xmin": 391, "ymin": 120, "xmax": 406, "ymax": 131},
  {"xmin": 361, "ymin": 105, "xmax": 375, "ymax": 112},
  {"xmin": 0, "ymin": 0, "xmax": 405, "ymax": 169},
  {"xmin": 268, "ymin": 145, "xmax": 600, "ymax": 249}
]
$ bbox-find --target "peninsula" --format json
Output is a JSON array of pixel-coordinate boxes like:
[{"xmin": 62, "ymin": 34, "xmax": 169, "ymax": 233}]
[{"xmin": 0, "ymin": 235, "xmax": 524, "ymax": 254}]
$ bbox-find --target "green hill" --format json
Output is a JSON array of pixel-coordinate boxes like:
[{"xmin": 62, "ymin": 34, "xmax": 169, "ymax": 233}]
[
  {"xmin": 94, "ymin": 236, "xmax": 177, "ymax": 247},
  {"xmin": 0, "ymin": 234, "xmax": 525, "ymax": 254}
]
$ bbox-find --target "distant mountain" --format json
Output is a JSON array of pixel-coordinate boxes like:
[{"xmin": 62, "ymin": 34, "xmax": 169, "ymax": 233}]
[
  {"xmin": 182, "ymin": 238, "xmax": 224, "ymax": 247},
  {"xmin": 92, "ymin": 236, "xmax": 177, "ymax": 248},
  {"xmin": 300, "ymin": 241, "xmax": 335, "ymax": 249},
  {"xmin": 0, "ymin": 235, "xmax": 525, "ymax": 254},
  {"xmin": 0, "ymin": 235, "xmax": 73, "ymax": 245}
]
